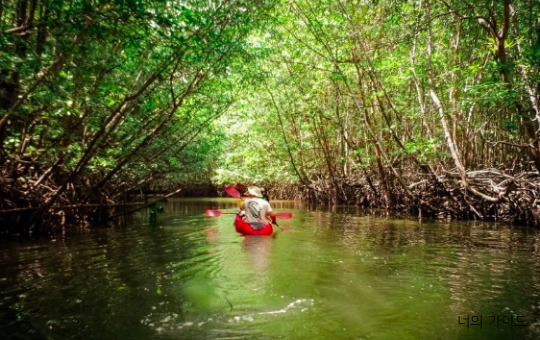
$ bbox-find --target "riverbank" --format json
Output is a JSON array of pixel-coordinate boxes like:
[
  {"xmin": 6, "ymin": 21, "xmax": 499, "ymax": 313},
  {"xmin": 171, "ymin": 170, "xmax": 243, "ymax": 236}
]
[
  {"xmin": 257, "ymin": 167, "xmax": 540, "ymax": 226},
  {"xmin": 2, "ymin": 165, "xmax": 539, "ymax": 237},
  {"xmin": 0, "ymin": 156, "xmax": 184, "ymax": 236}
]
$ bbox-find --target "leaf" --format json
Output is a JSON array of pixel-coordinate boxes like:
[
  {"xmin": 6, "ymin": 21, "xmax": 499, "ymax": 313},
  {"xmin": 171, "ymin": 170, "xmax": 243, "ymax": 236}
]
[{"xmin": 330, "ymin": 71, "xmax": 347, "ymax": 82}]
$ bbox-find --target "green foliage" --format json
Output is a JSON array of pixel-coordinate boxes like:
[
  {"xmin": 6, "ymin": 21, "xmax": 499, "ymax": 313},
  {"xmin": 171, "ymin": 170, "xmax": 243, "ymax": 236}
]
[
  {"xmin": 1, "ymin": 0, "xmax": 539, "ymax": 195},
  {"xmin": 211, "ymin": 0, "xmax": 540, "ymax": 184},
  {"xmin": 0, "ymin": 0, "xmax": 278, "ymax": 194}
]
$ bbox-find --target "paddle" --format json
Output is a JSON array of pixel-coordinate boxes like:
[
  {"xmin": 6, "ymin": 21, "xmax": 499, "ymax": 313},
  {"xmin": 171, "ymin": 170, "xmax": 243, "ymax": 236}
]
[
  {"xmin": 225, "ymin": 185, "xmax": 241, "ymax": 198},
  {"xmin": 205, "ymin": 209, "xmax": 292, "ymax": 219}
]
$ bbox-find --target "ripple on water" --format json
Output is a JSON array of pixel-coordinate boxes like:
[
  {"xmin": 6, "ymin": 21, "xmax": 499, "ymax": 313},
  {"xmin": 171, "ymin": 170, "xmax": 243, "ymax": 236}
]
[
  {"xmin": 0, "ymin": 199, "xmax": 539, "ymax": 340},
  {"xmin": 139, "ymin": 298, "xmax": 315, "ymax": 339}
]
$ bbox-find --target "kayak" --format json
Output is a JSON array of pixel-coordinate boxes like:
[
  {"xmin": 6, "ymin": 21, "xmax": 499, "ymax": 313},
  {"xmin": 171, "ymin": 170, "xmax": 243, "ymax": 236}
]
[{"xmin": 234, "ymin": 214, "xmax": 273, "ymax": 236}]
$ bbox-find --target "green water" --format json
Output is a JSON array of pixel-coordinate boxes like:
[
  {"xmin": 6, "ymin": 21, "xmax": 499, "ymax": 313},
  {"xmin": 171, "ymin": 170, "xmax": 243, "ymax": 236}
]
[{"xmin": 1, "ymin": 198, "xmax": 539, "ymax": 339}]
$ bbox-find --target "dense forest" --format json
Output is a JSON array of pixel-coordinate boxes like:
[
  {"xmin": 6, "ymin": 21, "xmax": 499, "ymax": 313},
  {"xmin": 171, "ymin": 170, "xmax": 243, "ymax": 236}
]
[{"xmin": 1, "ymin": 0, "xmax": 540, "ymax": 234}]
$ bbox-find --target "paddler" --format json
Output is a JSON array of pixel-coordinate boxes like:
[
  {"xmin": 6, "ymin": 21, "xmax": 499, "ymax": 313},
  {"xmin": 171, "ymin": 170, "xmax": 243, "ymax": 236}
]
[{"xmin": 240, "ymin": 186, "xmax": 277, "ymax": 230}]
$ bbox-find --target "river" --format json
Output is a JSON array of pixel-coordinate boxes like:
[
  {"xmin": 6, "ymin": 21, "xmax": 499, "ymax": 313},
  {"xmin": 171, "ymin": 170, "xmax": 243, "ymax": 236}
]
[{"xmin": 1, "ymin": 198, "xmax": 539, "ymax": 339}]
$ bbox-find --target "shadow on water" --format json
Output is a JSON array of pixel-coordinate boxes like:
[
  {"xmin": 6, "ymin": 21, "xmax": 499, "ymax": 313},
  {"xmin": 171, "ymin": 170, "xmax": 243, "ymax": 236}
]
[{"xmin": 0, "ymin": 198, "xmax": 539, "ymax": 340}]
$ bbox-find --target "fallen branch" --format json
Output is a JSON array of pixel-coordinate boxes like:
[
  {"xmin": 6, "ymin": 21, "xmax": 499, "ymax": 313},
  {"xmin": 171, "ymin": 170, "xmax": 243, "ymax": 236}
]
[
  {"xmin": 104, "ymin": 188, "xmax": 183, "ymax": 221},
  {"xmin": 0, "ymin": 202, "xmax": 147, "ymax": 214}
]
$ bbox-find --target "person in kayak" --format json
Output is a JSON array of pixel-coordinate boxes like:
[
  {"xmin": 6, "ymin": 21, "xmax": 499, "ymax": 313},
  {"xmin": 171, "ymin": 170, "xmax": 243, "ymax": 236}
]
[{"xmin": 240, "ymin": 186, "xmax": 277, "ymax": 230}]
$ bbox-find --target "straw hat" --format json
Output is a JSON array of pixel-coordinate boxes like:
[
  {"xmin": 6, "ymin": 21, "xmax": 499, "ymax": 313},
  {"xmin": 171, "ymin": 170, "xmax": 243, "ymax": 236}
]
[{"xmin": 247, "ymin": 186, "xmax": 263, "ymax": 198}]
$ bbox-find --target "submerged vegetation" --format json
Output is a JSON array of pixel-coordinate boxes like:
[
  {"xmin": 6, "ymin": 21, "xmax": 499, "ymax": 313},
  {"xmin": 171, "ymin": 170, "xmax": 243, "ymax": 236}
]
[{"xmin": 1, "ymin": 0, "xmax": 540, "ymax": 234}]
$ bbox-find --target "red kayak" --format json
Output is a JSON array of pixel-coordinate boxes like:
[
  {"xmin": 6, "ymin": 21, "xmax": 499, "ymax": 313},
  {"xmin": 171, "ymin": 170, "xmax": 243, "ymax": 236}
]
[{"xmin": 234, "ymin": 214, "xmax": 273, "ymax": 236}]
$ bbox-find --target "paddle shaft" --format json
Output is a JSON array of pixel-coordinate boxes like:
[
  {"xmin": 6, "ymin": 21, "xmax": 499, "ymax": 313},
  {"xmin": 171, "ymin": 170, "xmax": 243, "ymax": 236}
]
[
  {"xmin": 273, "ymin": 221, "xmax": 284, "ymax": 231},
  {"xmin": 206, "ymin": 209, "xmax": 292, "ymax": 219}
]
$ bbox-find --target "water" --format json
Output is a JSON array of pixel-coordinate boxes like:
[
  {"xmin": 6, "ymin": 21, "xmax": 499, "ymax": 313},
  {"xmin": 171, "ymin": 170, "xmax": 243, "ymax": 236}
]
[{"xmin": 1, "ymin": 198, "xmax": 539, "ymax": 339}]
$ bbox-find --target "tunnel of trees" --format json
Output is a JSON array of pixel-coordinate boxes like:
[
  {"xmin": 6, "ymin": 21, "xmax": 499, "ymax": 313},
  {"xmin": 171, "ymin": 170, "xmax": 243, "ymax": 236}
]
[{"xmin": 1, "ymin": 0, "xmax": 539, "ymax": 235}]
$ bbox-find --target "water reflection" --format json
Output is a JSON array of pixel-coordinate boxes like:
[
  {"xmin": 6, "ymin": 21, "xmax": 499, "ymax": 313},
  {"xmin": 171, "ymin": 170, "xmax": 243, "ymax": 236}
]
[{"xmin": 242, "ymin": 236, "xmax": 273, "ymax": 273}]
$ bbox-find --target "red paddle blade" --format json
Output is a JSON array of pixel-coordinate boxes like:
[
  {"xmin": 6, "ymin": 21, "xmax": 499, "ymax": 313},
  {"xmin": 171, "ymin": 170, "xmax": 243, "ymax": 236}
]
[
  {"xmin": 205, "ymin": 209, "xmax": 223, "ymax": 217},
  {"xmin": 276, "ymin": 212, "xmax": 293, "ymax": 219},
  {"xmin": 235, "ymin": 183, "xmax": 246, "ymax": 190},
  {"xmin": 225, "ymin": 186, "xmax": 241, "ymax": 198}
]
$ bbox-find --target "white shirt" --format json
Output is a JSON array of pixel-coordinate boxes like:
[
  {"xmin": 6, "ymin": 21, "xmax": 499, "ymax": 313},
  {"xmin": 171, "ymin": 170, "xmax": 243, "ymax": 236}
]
[{"xmin": 241, "ymin": 198, "xmax": 273, "ymax": 224}]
